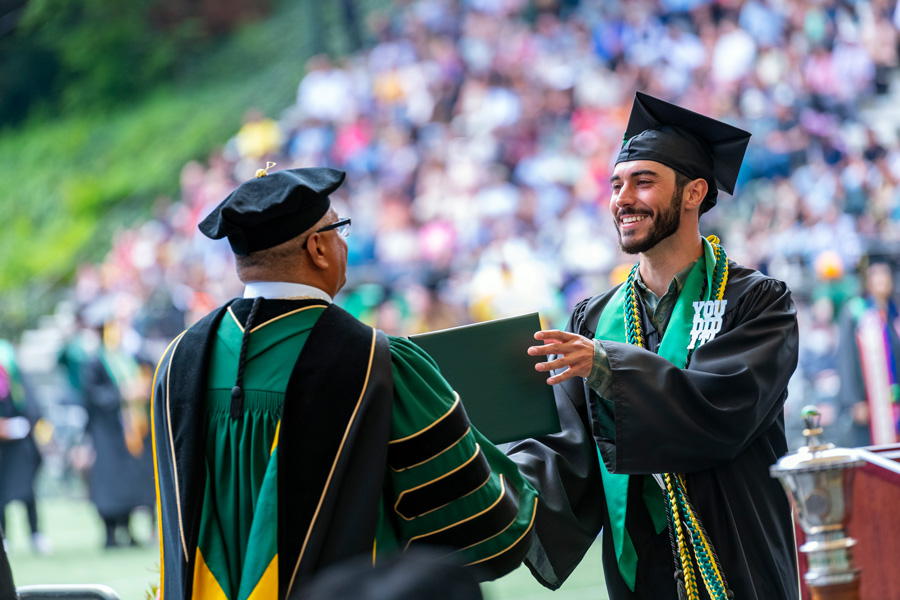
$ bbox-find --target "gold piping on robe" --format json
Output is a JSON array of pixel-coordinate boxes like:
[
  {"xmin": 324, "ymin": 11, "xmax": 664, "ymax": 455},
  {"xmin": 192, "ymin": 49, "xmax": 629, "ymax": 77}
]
[
  {"xmin": 227, "ymin": 304, "xmax": 325, "ymax": 334},
  {"xmin": 390, "ymin": 427, "xmax": 471, "ymax": 472},
  {"xmin": 285, "ymin": 327, "xmax": 378, "ymax": 597},
  {"xmin": 163, "ymin": 332, "xmax": 189, "ymax": 558},
  {"xmin": 151, "ymin": 331, "xmax": 186, "ymax": 596},
  {"xmin": 464, "ymin": 498, "xmax": 538, "ymax": 567},
  {"xmin": 394, "ymin": 443, "xmax": 489, "ymax": 520},
  {"xmin": 404, "ymin": 475, "xmax": 509, "ymax": 550},
  {"xmin": 389, "ymin": 393, "xmax": 462, "ymax": 443}
]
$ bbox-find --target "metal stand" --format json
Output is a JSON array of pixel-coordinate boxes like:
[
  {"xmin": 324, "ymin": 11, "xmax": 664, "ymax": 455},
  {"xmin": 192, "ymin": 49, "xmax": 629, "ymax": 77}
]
[{"xmin": 770, "ymin": 407, "xmax": 864, "ymax": 600}]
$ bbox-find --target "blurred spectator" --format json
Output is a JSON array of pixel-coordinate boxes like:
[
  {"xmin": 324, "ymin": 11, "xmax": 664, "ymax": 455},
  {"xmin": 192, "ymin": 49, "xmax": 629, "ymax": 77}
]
[
  {"xmin": 711, "ymin": 16, "xmax": 757, "ymax": 85},
  {"xmin": 811, "ymin": 250, "xmax": 859, "ymax": 317},
  {"xmin": 796, "ymin": 296, "xmax": 843, "ymax": 446},
  {"xmin": 838, "ymin": 256, "xmax": 900, "ymax": 446},
  {"xmin": 296, "ymin": 55, "xmax": 358, "ymax": 124},
  {"xmin": 0, "ymin": 340, "xmax": 51, "ymax": 555},
  {"xmin": 233, "ymin": 108, "xmax": 284, "ymax": 163}
]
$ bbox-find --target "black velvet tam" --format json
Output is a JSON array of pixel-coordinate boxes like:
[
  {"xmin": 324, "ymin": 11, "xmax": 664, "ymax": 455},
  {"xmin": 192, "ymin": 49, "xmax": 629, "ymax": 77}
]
[
  {"xmin": 616, "ymin": 92, "xmax": 751, "ymax": 213},
  {"xmin": 199, "ymin": 167, "xmax": 346, "ymax": 255}
]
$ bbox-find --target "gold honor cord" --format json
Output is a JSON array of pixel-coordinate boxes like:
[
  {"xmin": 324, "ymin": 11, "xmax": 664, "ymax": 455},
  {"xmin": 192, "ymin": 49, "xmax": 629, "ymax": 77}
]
[{"xmin": 624, "ymin": 235, "xmax": 731, "ymax": 600}]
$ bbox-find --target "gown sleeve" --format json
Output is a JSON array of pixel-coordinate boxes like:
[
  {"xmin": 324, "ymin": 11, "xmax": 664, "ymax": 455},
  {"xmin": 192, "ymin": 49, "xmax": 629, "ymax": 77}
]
[
  {"xmin": 599, "ymin": 277, "xmax": 799, "ymax": 474},
  {"xmin": 504, "ymin": 301, "xmax": 607, "ymax": 590},
  {"xmin": 385, "ymin": 335, "xmax": 538, "ymax": 581}
]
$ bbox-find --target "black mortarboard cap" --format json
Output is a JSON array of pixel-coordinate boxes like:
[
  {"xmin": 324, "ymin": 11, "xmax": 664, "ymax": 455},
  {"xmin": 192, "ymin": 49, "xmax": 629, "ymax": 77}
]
[
  {"xmin": 616, "ymin": 92, "xmax": 751, "ymax": 213},
  {"xmin": 199, "ymin": 167, "xmax": 347, "ymax": 255},
  {"xmin": 861, "ymin": 248, "xmax": 899, "ymax": 271}
]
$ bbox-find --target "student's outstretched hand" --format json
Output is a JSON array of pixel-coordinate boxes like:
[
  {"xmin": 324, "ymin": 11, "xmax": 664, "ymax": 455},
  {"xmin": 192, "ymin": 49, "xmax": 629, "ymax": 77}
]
[{"xmin": 528, "ymin": 330, "xmax": 594, "ymax": 385}]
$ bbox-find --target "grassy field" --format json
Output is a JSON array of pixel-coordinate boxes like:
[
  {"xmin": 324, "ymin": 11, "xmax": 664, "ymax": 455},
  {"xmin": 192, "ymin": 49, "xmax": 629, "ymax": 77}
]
[
  {"xmin": 482, "ymin": 542, "xmax": 610, "ymax": 600},
  {"xmin": 4, "ymin": 497, "xmax": 608, "ymax": 599},
  {"xmin": 4, "ymin": 498, "xmax": 159, "ymax": 598}
]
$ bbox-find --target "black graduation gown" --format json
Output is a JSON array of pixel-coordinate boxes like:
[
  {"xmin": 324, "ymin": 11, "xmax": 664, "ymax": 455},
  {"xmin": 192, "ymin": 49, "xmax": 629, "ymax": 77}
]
[
  {"xmin": 0, "ymin": 375, "xmax": 41, "ymax": 507},
  {"xmin": 507, "ymin": 262, "xmax": 800, "ymax": 600},
  {"xmin": 80, "ymin": 356, "xmax": 155, "ymax": 518}
]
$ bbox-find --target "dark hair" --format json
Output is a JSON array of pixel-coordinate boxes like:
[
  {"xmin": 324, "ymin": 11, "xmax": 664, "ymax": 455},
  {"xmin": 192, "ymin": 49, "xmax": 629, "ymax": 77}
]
[
  {"xmin": 673, "ymin": 170, "xmax": 691, "ymax": 198},
  {"xmin": 234, "ymin": 234, "xmax": 307, "ymax": 281},
  {"xmin": 673, "ymin": 171, "xmax": 705, "ymax": 217}
]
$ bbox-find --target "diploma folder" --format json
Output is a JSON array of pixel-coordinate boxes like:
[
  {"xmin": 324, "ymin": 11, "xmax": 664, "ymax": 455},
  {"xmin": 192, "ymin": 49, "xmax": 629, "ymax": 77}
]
[{"xmin": 409, "ymin": 313, "xmax": 561, "ymax": 444}]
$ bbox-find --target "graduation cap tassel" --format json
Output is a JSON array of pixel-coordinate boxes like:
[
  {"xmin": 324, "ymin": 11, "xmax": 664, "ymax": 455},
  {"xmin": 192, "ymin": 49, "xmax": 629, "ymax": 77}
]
[
  {"xmin": 676, "ymin": 575, "xmax": 689, "ymax": 600},
  {"xmin": 232, "ymin": 297, "xmax": 263, "ymax": 419}
]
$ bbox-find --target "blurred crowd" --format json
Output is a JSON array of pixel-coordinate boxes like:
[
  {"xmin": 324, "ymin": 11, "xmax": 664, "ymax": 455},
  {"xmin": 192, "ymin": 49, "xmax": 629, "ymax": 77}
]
[
  {"xmin": 7, "ymin": 0, "xmax": 900, "ymax": 545},
  {"xmin": 82, "ymin": 0, "xmax": 900, "ymax": 337}
]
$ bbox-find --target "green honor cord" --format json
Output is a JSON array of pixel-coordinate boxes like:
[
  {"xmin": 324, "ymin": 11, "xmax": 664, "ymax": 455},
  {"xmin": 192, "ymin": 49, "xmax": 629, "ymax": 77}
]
[{"xmin": 625, "ymin": 235, "xmax": 731, "ymax": 600}]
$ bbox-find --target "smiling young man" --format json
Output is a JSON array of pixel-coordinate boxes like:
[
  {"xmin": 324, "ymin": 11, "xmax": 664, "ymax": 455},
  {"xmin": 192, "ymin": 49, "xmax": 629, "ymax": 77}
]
[
  {"xmin": 151, "ymin": 167, "xmax": 537, "ymax": 600},
  {"xmin": 507, "ymin": 93, "xmax": 800, "ymax": 599}
]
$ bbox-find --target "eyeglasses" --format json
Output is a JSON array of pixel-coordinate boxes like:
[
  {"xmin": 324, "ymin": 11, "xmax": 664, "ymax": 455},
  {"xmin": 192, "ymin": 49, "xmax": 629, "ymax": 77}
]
[{"xmin": 316, "ymin": 217, "xmax": 351, "ymax": 238}]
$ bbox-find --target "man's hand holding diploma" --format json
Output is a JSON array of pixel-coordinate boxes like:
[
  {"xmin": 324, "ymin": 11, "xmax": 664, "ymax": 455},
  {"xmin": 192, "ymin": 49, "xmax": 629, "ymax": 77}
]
[{"xmin": 528, "ymin": 330, "xmax": 594, "ymax": 385}]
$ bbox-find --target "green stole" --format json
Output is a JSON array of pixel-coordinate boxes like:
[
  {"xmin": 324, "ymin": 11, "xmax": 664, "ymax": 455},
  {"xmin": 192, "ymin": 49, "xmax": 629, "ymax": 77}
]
[{"xmin": 592, "ymin": 237, "xmax": 718, "ymax": 591}]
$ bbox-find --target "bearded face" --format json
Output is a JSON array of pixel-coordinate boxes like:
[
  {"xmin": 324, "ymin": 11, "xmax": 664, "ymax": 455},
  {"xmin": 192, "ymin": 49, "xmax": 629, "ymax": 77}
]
[{"xmin": 615, "ymin": 177, "xmax": 684, "ymax": 254}]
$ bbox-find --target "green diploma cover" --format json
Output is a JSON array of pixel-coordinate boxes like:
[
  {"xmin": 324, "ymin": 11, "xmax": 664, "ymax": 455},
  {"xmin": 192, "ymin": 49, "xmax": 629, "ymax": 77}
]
[{"xmin": 410, "ymin": 313, "xmax": 561, "ymax": 444}]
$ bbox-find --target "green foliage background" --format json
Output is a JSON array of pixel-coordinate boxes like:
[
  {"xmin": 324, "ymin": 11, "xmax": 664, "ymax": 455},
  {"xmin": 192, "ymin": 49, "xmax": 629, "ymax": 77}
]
[
  {"xmin": 15, "ymin": 0, "xmax": 198, "ymax": 113},
  {"xmin": 0, "ymin": 0, "xmax": 381, "ymax": 338}
]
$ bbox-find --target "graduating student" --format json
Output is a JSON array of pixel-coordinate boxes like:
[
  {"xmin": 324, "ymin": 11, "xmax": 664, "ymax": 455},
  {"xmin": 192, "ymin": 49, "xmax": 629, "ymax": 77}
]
[
  {"xmin": 151, "ymin": 166, "xmax": 537, "ymax": 600},
  {"xmin": 509, "ymin": 93, "xmax": 799, "ymax": 599},
  {"xmin": 69, "ymin": 329, "xmax": 154, "ymax": 549},
  {"xmin": 838, "ymin": 254, "xmax": 900, "ymax": 446}
]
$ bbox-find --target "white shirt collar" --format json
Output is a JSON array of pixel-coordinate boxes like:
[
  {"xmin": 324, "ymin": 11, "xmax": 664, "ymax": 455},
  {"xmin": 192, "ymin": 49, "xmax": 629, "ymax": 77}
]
[{"xmin": 242, "ymin": 281, "xmax": 333, "ymax": 303}]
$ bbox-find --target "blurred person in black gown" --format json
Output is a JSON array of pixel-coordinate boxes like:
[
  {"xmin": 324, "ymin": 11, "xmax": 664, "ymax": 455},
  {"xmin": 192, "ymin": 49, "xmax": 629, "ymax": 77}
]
[
  {"xmin": 59, "ymin": 318, "xmax": 156, "ymax": 548},
  {"xmin": 0, "ymin": 339, "xmax": 51, "ymax": 555}
]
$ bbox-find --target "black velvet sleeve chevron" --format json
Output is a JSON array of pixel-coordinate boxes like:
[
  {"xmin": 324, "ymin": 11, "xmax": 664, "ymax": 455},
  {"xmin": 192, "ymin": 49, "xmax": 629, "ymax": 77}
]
[
  {"xmin": 406, "ymin": 474, "xmax": 520, "ymax": 550},
  {"xmin": 387, "ymin": 396, "xmax": 470, "ymax": 471},
  {"xmin": 394, "ymin": 444, "xmax": 491, "ymax": 520}
]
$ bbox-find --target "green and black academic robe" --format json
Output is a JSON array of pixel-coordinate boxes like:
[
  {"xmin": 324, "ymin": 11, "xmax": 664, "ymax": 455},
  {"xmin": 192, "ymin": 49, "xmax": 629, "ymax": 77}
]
[
  {"xmin": 152, "ymin": 299, "xmax": 537, "ymax": 600},
  {"xmin": 507, "ymin": 262, "xmax": 799, "ymax": 600}
]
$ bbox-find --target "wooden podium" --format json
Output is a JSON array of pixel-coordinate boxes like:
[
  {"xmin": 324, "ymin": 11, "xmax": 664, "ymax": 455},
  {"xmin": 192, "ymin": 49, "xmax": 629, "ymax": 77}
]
[{"xmin": 795, "ymin": 443, "xmax": 900, "ymax": 600}]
